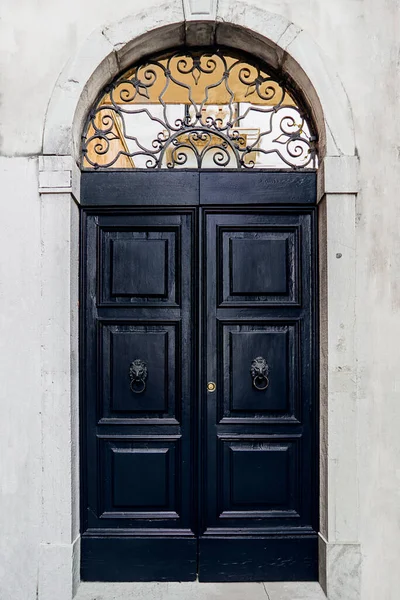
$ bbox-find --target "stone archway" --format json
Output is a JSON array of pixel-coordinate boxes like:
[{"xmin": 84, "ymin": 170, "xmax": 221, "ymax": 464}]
[{"xmin": 38, "ymin": 5, "xmax": 360, "ymax": 600}]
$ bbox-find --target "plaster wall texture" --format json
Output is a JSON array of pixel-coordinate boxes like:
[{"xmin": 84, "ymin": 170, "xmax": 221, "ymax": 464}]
[
  {"xmin": 0, "ymin": 157, "xmax": 42, "ymax": 600},
  {"xmin": 0, "ymin": 1, "xmax": 399, "ymax": 599}
]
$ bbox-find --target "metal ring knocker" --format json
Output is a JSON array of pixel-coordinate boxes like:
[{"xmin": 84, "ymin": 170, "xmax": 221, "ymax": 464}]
[
  {"xmin": 250, "ymin": 356, "xmax": 270, "ymax": 391},
  {"xmin": 129, "ymin": 359, "xmax": 148, "ymax": 394}
]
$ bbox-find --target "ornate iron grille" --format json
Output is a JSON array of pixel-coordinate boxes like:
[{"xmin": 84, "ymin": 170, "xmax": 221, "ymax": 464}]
[{"xmin": 82, "ymin": 48, "xmax": 317, "ymax": 170}]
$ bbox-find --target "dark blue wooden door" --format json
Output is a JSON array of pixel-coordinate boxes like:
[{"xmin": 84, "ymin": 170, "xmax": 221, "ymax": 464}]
[
  {"xmin": 198, "ymin": 206, "xmax": 317, "ymax": 581},
  {"xmin": 81, "ymin": 208, "xmax": 198, "ymax": 581},
  {"xmin": 80, "ymin": 171, "xmax": 318, "ymax": 582}
]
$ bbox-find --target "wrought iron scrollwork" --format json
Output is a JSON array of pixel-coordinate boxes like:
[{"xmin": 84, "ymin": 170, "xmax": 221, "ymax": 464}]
[
  {"xmin": 250, "ymin": 357, "xmax": 270, "ymax": 391},
  {"xmin": 82, "ymin": 48, "xmax": 317, "ymax": 170},
  {"xmin": 129, "ymin": 359, "xmax": 148, "ymax": 394}
]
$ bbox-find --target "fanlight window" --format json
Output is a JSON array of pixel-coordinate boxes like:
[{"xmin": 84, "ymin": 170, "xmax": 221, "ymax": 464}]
[{"xmin": 82, "ymin": 48, "xmax": 317, "ymax": 170}]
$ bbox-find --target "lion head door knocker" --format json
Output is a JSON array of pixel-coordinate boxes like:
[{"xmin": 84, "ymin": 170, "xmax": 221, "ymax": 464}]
[
  {"xmin": 250, "ymin": 356, "xmax": 270, "ymax": 391},
  {"xmin": 129, "ymin": 359, "xmax": 148, "ymax": 394}
]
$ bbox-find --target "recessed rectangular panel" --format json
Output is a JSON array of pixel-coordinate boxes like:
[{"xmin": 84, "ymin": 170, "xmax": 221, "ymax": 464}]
[
  {"xmin": 231, "ymin": 331, "xmax": 288, "ymax": 412},
  {"xmin": 111, "ymin": 239, "xmax": 167, "ymax": 297},
  {"xmin": 218, "ymin": 321, "xmax": 299, "ymax": 421},
  {"xmin": 231, "ymin": 445, "xmax": 289, "ymax": 506},
  {"xmin": 111, "ymin": 330, "xmax": 167, "ymax": 412},
  {"xmin": 100, "ymin": 439, "xmax": 179, "ymax": 517},
  {"xmin": 219, "ymin": 226, "xmax": 299, "ymax": 306},
  {"xmin": 99, "ymin": 226, "xmax": 179, "ymax": 306},
  {"xmin": 99, "ymin": 322, "xmax": 179, "ymax": 421},
  {"xmin": 112, "ymin": 448, "xmax": 169, "ymax": 508},
  {"xmin": 231, "ymin": 239, "xmax": 287, "ymax": 295},
  {"xmin": 219, "ymin": 437, "xmax": 299, "ymax": 517}
]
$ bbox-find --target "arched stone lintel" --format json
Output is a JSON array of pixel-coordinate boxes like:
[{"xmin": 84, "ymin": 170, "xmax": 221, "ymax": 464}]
[{"xmin": 42, "ymin": 5, "xmax": 357, "ymax": 175}]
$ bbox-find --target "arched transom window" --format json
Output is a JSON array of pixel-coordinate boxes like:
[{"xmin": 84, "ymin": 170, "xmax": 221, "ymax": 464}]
[{"xmin": 82, "ymin": 47, "xmax": 317, "ymax": 170}]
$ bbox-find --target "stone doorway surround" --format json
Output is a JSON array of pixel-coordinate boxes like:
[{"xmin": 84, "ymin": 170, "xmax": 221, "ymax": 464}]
[{"xmin": 37, "ymin": 2, "xmax": 360, "ymax": 599}]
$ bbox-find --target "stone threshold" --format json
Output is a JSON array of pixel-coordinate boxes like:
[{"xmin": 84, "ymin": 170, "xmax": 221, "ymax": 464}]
[{"xmin": 75, "ymin": 581, "xmax": 326, "ymax": 600}]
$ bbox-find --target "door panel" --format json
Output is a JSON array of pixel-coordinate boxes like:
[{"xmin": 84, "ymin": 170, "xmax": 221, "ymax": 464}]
[
  {"xmin": 81, "ymin": 210, "xmax": 197, "ymax": 581},
  {"xmin": 199, "ymin": 171, "xmax": 316, "ymax": 205},
  {"xmin": 81, "ymin": 170, "xmax": 200, "ymax": 206},
  {"xmin": 199, "ymin": 209, "xmax": 317, "ymax": 581},
  {"xmin": 220, "ymin": 322, "xmax": 299, "ymax": 419},
  {"xmin": 198, "ymin": 537, "xmax": 317, "ymax": 582},
  {"xmin": 100, "ymin": 323, "xmax": 179, "ymax": 419},
  {"xmin": 99, "ymin": 223, "xmax": 180, "ymax": 306},
  {"xmin": 100, "ymin": 438, "xmax": 179, "ymax": 516},
  {"xmin": 219, "ymin": 226, "xmax": 300, "ymax": 306}
]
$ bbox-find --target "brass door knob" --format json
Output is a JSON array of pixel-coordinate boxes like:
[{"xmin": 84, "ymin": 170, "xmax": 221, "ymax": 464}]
[{"xmin": 207, "ymin": 381, "xmax": 216, "ymax": 392}]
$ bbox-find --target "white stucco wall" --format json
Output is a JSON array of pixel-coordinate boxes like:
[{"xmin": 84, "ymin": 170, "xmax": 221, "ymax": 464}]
[{"xmin": 0, "ymin": 1, "xmax": 399, "ymax": 599}]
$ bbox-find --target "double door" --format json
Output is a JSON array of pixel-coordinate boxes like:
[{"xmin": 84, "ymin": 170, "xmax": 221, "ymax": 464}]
[{"xmin": 80, "ymin": 171, "xmax": 318, "ymax": 582}]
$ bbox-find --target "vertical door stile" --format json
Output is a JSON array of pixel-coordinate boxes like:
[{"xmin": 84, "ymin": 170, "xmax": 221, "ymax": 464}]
[{"xmin": 197, "ymin": 206, "xmax": 204, "ymax": 548}]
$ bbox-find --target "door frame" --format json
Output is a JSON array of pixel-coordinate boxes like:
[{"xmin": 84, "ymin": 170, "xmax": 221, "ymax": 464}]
[{"xmin": 38, "ymin": 11, "xmax": 360, "ymax": 600}]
